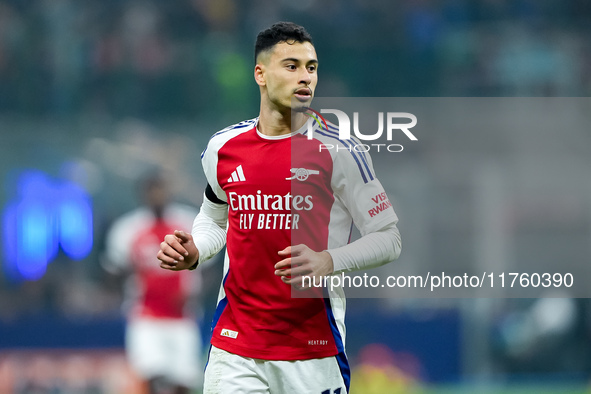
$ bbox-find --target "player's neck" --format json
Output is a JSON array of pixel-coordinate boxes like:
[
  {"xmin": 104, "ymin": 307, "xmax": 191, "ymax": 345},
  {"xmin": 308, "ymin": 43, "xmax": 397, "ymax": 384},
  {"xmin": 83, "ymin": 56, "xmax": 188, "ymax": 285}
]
[{"xmin": 258, "ymin": 104, "xmax": 306, "ymax": 137}]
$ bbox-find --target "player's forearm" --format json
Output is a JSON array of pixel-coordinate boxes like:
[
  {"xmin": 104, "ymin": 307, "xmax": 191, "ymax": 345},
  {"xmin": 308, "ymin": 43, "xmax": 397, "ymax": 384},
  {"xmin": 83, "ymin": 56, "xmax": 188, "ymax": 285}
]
[
  {"xmin": 192, "ymin": 194, "xmax": 228, "ymax": 265},
  {"xmin": 327, "ymin": 222, "xmax": 401, "ymax": 274}
]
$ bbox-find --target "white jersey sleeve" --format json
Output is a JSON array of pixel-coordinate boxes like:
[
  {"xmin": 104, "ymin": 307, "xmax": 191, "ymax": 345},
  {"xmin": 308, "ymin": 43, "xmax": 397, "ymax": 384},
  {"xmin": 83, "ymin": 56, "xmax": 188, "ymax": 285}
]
[
  {"xmin": 192, "ymin": 193, "xmax": 228, "ymax": 266},
  {"xmin": 326, "ymin": 145, "xmax": 401, "ymax": 273}
]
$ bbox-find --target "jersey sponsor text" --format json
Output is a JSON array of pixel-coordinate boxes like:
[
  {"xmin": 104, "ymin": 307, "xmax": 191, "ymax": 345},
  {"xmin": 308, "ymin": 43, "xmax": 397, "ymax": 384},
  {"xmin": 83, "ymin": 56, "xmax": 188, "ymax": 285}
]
[
  {"xmin": 228, "ymin": 191, "xmax": 313, "ymax": 211},
  {"xmin": 239, "ymin": 213, "xmax": 300, "ymax": 229},
  {"xmin": 368, "ymin": 192, "xmax": 393, "ymax": 217}
]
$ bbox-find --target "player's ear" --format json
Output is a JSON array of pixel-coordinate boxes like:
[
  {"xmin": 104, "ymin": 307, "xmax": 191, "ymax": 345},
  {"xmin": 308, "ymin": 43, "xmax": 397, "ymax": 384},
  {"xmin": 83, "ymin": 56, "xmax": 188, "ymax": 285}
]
[{"xmin": 254, "ymin": 64, "xmax": 266, "ymax": 86}]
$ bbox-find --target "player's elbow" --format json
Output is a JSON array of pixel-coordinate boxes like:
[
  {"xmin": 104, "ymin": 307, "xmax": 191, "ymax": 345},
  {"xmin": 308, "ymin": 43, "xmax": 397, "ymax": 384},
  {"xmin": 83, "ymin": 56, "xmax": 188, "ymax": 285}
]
[
  {"xmin": 393, "ymin": 227, "xmax": 402, "ymax": 260},
  {"xmin": 384, "ymin": 224, "xmax": 402, "ymax": 263}
]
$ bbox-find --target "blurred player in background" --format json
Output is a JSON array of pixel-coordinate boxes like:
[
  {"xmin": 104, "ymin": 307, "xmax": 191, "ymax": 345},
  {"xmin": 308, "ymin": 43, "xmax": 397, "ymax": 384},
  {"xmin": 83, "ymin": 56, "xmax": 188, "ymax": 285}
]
[
  {"xmin": 104, "ymin": 171, "xmax": 203, "ymax": 394},
  {"xmin": 158, "ymin": 22, "xmax": 401, "ymax": 393}
]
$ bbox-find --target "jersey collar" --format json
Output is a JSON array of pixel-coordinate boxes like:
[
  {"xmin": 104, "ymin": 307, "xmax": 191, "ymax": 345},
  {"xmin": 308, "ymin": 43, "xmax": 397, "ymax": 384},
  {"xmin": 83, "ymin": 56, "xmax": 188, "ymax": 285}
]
[{"xmin": 255, "ymin": 117, "xmax": 308, "ymax": 140}]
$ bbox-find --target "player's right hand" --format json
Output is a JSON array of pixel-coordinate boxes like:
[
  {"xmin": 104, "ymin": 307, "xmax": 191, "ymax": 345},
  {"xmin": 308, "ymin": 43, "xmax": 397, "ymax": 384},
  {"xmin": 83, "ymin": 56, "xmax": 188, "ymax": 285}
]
[{"xmin": 157, "ymin": 230, "xmax": 199, "ymax": 271}]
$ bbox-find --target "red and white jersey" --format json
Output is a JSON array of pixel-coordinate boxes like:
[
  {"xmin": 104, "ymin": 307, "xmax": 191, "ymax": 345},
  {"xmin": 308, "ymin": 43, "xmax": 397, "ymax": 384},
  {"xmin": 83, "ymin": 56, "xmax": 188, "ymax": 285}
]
[
  {"xmin": 105, "ymin": 204, "xmax": 200, "ymax": 320},
  {"xmin": 201, "ymin": 118, "xmax": 398, "ymax": 361}
]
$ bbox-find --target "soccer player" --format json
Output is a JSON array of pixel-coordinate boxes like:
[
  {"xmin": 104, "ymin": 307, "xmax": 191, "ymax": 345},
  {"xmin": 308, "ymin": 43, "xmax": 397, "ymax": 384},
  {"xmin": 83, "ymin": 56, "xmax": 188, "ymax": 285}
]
[
  {"xmin": 104, "ymin": 172, "xmax": 203, "ymax": 394},
  {"xmin": 157, "ymin": 22, "xmax": 401, "ymax": 393}
]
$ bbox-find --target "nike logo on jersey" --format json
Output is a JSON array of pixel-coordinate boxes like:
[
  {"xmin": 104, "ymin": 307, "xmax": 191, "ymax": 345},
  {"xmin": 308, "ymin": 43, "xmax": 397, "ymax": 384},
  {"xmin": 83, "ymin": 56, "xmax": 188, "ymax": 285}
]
[
  {"xmin": 227, "ymin": 165, "xmax": 246, "ymax": 183},
  {"xmin": 286, "ymin": 168, "xmax": 320, "ymax": 181}
]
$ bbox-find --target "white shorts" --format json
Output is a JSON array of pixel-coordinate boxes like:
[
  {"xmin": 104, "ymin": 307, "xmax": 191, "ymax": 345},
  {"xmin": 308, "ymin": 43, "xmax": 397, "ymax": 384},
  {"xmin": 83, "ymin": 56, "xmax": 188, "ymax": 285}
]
[
  {"xmin": 126, "ymin": 317, "xmax": 202, "ymax": 389},
  {"xmin": 203, "ymin": 345, "xmax": 349, "ymax": 394}
]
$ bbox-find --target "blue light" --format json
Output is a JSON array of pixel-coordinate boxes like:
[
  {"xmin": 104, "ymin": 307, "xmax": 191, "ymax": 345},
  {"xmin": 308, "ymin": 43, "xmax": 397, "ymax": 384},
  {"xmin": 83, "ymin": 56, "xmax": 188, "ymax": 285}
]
[
  {"xmin": 57, "ymin": 183, "xmax": 93, "ymax": 260},
  {"xmin": 2, "ymin": 170, "xmax": 94, "ymax": 281},
  {"xmin": 2, "ymin": 202, "xmax": 20, "ymax": 280},
  {"xmin": 17, "ymin": 201, "xmax": 54, "ymax": 280}
]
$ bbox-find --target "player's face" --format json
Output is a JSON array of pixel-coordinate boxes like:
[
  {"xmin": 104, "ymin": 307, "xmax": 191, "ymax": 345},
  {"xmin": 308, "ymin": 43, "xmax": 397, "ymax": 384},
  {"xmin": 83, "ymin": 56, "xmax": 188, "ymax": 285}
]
[{"xmin": 256, "ymin": 41, "xmax": 318, "ymax": 111}]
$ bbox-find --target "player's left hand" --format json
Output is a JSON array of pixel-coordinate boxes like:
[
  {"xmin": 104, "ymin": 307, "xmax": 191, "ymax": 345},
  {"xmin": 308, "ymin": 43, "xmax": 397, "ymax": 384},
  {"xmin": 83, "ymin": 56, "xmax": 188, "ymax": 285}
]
[{"xmin": 275, "ymin": 244, "xmax": 334, "ymax": 289}]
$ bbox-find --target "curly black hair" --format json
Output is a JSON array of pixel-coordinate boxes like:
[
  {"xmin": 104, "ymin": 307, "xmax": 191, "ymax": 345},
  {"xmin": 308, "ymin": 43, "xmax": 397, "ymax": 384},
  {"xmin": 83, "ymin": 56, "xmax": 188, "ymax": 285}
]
[{"xmin": 254, "ymin": 22, "xmax": 313, "ymax": 63}]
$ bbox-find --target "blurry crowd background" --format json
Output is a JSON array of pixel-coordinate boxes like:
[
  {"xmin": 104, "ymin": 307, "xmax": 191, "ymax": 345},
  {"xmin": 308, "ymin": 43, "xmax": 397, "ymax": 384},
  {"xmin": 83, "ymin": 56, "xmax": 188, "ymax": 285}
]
[
  {"xmin": 1, "ymin": 0, "xmax": 591, "ymax": 119},
  {"xmin": 1, "ymin": 0, "xmax": 591, "ymax": 393}
]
